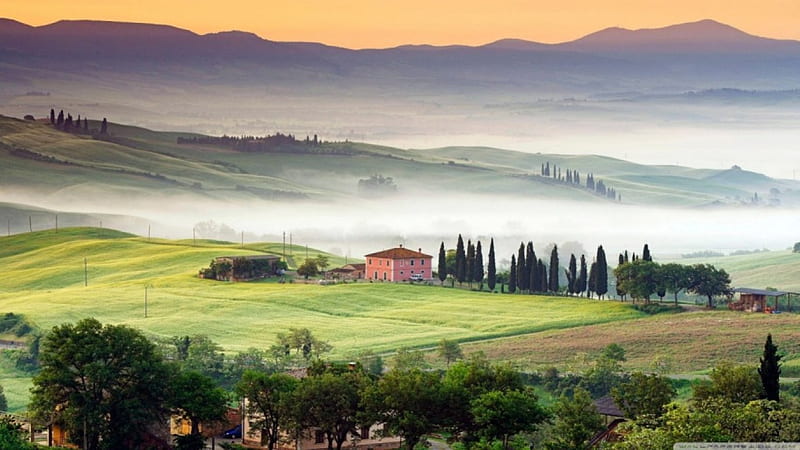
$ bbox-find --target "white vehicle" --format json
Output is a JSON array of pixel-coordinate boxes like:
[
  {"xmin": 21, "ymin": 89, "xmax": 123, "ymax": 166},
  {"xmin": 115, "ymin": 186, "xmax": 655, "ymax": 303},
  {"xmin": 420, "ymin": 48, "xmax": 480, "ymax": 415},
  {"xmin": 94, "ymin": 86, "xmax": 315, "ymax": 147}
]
[{"xmin": 409, "ymin": 274, "xmax": 424, "ymax": 282}]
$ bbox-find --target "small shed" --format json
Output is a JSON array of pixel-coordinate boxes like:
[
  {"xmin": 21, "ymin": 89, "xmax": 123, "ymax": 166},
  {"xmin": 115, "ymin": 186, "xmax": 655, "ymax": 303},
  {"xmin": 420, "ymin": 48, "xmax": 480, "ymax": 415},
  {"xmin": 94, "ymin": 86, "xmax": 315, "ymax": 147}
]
[{"xmin": 730, "ymin": 288, "xmax": 789, "ymax": 313}]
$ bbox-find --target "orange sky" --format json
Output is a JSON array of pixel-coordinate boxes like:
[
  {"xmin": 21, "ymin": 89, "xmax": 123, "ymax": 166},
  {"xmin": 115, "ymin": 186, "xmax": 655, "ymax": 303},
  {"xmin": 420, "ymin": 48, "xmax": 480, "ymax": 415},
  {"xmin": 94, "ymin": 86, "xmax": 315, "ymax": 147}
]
[{"xmin": 4, "ymin": 0, "xmax": 800, "ymax": 48}]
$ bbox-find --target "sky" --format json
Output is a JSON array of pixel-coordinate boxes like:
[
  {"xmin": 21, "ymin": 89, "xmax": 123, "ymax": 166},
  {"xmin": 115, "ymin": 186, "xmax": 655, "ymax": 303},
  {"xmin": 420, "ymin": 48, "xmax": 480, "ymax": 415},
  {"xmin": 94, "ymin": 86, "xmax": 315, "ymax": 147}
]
[{"xmin": 4, "ymin": 0, "xmax": 800, "ymax": 48}]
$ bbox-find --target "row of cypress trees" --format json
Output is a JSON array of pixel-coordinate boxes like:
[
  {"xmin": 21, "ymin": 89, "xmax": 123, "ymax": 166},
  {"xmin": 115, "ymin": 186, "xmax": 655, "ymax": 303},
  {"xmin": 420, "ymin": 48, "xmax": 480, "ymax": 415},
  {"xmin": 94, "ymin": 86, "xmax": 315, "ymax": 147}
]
[{"xmin": 49, "ymin": 108, "xmax": 107, "ymax": 134}]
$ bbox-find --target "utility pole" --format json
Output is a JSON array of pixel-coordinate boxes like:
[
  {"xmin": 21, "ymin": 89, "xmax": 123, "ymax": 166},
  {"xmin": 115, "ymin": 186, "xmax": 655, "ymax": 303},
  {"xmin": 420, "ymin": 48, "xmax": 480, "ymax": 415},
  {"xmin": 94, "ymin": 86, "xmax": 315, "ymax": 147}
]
[
  {"xmin": 193, "ymin": 228, "xmax": 196, "ymax": 245},
  {"xmin": 148, "ymin": 225, "xmax": 151, "ymax": 241},
  {"xmin": 241, "ymin": 231, "xmax": 244, "ymax": 248},
  {"xmin": 84, "ymin": 258, "xmax": 88, "ymax": 287},
  {"xmin": 7, "ymin": 219, "xmax": 9, "ymax": 236},
  {"xmin": 283, "ymin": 232, "xmax": 286, "ymax": 261},
  {"xmin": 55, "ymin": 214, "xmax": 58, "ymax": 232},
  {"xmin": 290, "ymin": 233, "xmax": 293, "ymax": 255},
  {"xmin": 29, "ymin": 216, "xmax": 32, "ymax": 232}
]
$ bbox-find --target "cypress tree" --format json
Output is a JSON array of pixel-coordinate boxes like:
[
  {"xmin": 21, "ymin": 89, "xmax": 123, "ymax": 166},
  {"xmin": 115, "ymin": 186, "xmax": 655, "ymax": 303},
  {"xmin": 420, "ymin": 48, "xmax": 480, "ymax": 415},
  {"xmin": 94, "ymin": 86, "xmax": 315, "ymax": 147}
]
[
  {"xmin": 101, "ymin": 117, "xmax": 108, "ymax": 134},
  {"xmin": 642, "ymin": 244, "xmax": 652, "ymax": 262},
  {"xmin": 567, "ymin": 254, "xmax": 577, "ymax": 295},
  {"xmin": 474, "ymin": 241, "xmax": 484, "ymax": 289},
  {"xmin": 438, "ymin": 242, "xmax": 447, "ymax": 286},
  {"xmin": 528, "ymin": 243, "xmax": 538, "ymax": 293},
  {"xmin": 466, "ymin": 240, "xmax": 475, "ymax": 286},
  {"xmin": 516, "ymin": 243, "xmax": 527, "ymax": 293},
  {"xmin": 487, "ymin": 238, "xmax": 496, "ymax": 292},
  {"xmin": 526, "ymin": 242, "xmax": 536, "ymax": 294},
  {"xmin": 455, "ymin": 234, "xmax": 466, "ymax": 285},
  {"xmin": 759, "ymin": 333, "xmax": 782, "ymax": 402},
  {"xmin": 588, "ymin": 262, "xmax": 597, "ymax": 298},
  {"xmin": 624, "ymin": 250, "xmax": 629, "ymax": 263},
  {"xmin": 577, "ymin": 255, "xmax": 588, "ymax": 297},
  {"xmin": 56, "ymin": 110, "xmax": 64, "ymax": 127},
  {"xmin": 84, "ymin": 117, "xmax": 88, "ymax": 131},
  {"xmin": 509, "ymin": 255, "xmax": 517, "ymax": 294},
  {"xmin": 596, "ymin": 246, "xmax": 608, "ymax": 299},
  {"xmin": 548, "ymin": 245, "xmax": 559, "ymax": 292},
  {"xmin": 50, "ymin": 108, "xmax": 55, "ymax": 124},
  {"xmin": 539, "ymin": 259, "xmax": 547, "ymax": 291}
]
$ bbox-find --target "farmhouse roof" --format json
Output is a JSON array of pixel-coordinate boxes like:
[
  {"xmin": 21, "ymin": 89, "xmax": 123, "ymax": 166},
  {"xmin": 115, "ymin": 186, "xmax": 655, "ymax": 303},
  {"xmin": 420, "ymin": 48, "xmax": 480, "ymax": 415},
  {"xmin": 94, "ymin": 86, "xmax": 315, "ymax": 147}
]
[
  {"xmin": 344, "ymin": 263, "xmax": 365, "ymax": 271},
  {"xmin": 733, "ymin": 287, "xmax": 788, "ymax": 297},
  {"xmin": 365, "ymin": 247, "xmax": 432, "ymax": 259},
  {"xmin": 594, "ymin": 395, "xmax": 624, "ymax": 418}
]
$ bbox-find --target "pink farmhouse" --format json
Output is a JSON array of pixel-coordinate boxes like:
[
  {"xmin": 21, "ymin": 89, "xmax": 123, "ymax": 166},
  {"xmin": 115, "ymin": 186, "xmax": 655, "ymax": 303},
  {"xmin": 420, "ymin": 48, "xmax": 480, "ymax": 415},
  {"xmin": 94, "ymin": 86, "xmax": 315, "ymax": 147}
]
[{"xmin": 365, "ymin": 246, "xmax": 433, "ymax": 281}]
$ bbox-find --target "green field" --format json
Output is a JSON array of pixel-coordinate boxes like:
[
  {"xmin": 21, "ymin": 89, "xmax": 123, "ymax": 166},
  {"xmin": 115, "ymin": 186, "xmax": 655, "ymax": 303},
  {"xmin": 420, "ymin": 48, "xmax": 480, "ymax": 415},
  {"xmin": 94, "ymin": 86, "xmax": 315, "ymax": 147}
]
[{"xmin": 1, "ymin": 227, "xmax": 799, "ymax": 412}]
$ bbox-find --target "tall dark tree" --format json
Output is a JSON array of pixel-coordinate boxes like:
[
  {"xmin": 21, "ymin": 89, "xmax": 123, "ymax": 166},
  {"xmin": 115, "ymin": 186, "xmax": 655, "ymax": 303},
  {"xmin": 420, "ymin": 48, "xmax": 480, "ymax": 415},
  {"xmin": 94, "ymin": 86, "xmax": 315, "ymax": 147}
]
[
  {"xmin": 235, "ymin": 371, "xmax": 298, "ymax": 450},
  {"xmin": 456, "ymin": 234, "xmax": 466, "ymax": 285},
  {"xmin": 758, "ymin": 333, "xmax": 782, "ymax": 402},
  {"xmin": 170, "ymin": 370, "xmax": 228, "ymax": 439},
  {"xmin": 595, "ymin": 246, "xmax": 608, "ymax": 299},
  {"xmin": 577, "ymin": 255, "xmax": 588, "ymax": 297},
  {"xmin": 566, "ymin": 254, "xmax": 577, "ymax": 295},
  {"xmin": 49, "ymin": 108, "xmax": 55, "ymax": 124},
  {"xmin": 548, "ymin": 245, "xmax": 559, "ymax": 292},
  {"xmin": 438, "ymin": 242, "xmax": 447, "ymax": 286},
  {"xmin": 616, "ymin": 254, "xmax": 627, "ymax": 301},
  {"xmin": 624, "ymin": 250, "xmax": 629, "ymax": 263},
  {"xmin": 83, "ymin": 117, "xmax": 88, "ymax": 131},
  {"xmin": 56, "ymin": 109, "xmax": 64, "ymax": 127},
  {"xmin": 642, "ymin": 244, "xmax": 652, "ymax": 262},
  {"xmin": 538, "ymin": 259, "xmax": 547, "ymax": 293},
  {"xmin": 474, "ymin": 241, "xmax": 484, "ymax": 289},
  {"xmin": 588, "ymin": 262, "xmax": 597, "ymax": 298},
  {"xmin": 516, "ymin": 243, "xmax": 527, "ymax": 293},
  {"xmin": 487, "ymin": 238, "xmax": 497, "ymax": 292},
  {"xmin": 688, "ymin": 264, "xmax": 732, "ymax": 308},
  {"xmin": 466, "ymin": 240, "xmax": 475, "ymax": 286},
  {"xmin": 508, "ymin": 255, "xmax": 517, "ymax": 294},
  {"xmin": 100, "ymin": 117, "xmax": 108, "ymax": 134},
  {"xmin": 525, "ymin": 242, "xmax": 536, "ymax": 294}
]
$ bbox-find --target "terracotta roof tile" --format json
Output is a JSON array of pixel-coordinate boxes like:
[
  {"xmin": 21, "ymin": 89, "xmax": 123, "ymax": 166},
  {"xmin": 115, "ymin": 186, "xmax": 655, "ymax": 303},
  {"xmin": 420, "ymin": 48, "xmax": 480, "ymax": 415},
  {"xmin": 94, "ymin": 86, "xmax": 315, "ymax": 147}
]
[{"xmin": 365, "ymin": 247, "xmax": 433, "ymax": 259}]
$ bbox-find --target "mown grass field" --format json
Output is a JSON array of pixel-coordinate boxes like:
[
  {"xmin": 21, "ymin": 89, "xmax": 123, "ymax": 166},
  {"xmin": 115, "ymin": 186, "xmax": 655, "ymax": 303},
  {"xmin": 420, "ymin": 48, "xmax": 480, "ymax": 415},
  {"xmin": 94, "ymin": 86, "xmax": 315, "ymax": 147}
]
[
  {"xmin": 1, "ymin": 228, "xmax": 799, "ymax": 412},
  {"xmin": 664, "ymin": 250, "xmax": 800, "ymax": 292}
]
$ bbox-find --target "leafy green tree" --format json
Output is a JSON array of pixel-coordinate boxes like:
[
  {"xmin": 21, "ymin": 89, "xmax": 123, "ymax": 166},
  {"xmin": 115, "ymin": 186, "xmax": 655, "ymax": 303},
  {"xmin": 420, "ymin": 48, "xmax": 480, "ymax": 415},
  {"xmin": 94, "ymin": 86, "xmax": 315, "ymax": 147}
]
[
  {"xmin": 508, "ymin": 255, "xmax": 517, "ymax": 294},
  {"xmin": 693, "ymin": 362, "xmax": 763, "ymax": 404},
  {"xmin": 611, "ymin": 372, "xmax": 675, "ymax": 420},
  {"xmin": 516, "ymin": 243, "xmax": 527, "ymax": 293},
  {"xmin": 614, "ymin": 260, "xmax": 658, "ymax": 302},
  {"xmin": 471, "ymin": 388, "xmax": 547, "ymax": 450},
  {"xmin": 794, "ymin": 242, "xmax": 800, "ymax": 253},
  {"xmin": 0, "ymin": 384, "xmax": 6, "ymax": 413},
  {"xmin": 438, "ymin": 339, "xmax": 464, "ymax": 367},
  {"xmin": 0, "ymin": 416, "xmax": 35, "ymax": 449},
  {"xmin": 600, "ymin": 343, "xmax": 626, "ymax": 362},
  {"xmin": 546, "ymin": 388, "xmax": 604, "ymax": 450},
  {"xmin": 393, "ymin": 347, "xmax": 428, "ymax": 371},
  {"xmin": 275, "ymin": 328, "xmax": 332, "ymax": 362},
  {"xmin": 364, "ymin": 368, "xmax": 445, "ymax": 449},
  {"xmin": 29, "ymin": 318, "xmax": 171, "ymax": 450},
  {"xmin": 595, "ymin": 246, "xmax": 608, "ymax": 299},
  {"xmin": 688, "ymin": 264, "xmax": 732, "ymax": 308},
  {"xmin": 548, "ymin": 245, "xmax": 559, "ymax": 292},
  {"xmin": 169, "ymin": 370, "xmax": 228, "ymax": 441},
  {"xmin": 291, "ymin": 371, "xmax": 367, "ymax": 450},
  {"xmin": 659, "ymin": 263, "xmax": 690, "ymax": 305},
  {"xmin": 297, "ymin": 259, "xmax": 320, "ymax": 279},
  {"xmin": 236, "ymin": 371, "xmax": 299, "ymax": 450},
  {"xmin": 456, "ymin": 234, "xmax": 466, "ymax": 285},
  {"xmin": 227, "ymin": 347, "xmax": 273, "ymax": 381},
  {"xmin": 759, "ymin": 333, "xmax": 782, "ymax": 402},
  {"xmin": 487, "ymin": 238, "xmax": 497, "ymax": 292},
  {"xmin": 438, "ymin": 242, "xmax": 447, "ymax": 285}
]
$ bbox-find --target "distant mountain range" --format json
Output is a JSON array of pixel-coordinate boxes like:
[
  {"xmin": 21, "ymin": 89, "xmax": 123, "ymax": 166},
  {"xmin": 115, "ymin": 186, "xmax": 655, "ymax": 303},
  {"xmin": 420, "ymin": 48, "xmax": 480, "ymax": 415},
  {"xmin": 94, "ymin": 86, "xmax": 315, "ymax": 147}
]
[{"xmin": 1, "ymin": 17, "xmax": 799, "ymax": 162}]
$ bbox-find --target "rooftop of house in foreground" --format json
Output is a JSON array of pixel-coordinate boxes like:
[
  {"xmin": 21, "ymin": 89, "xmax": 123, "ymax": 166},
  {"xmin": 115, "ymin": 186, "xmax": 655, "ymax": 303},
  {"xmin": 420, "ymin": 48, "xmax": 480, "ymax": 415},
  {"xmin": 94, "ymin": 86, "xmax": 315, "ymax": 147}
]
[{"xmin": 365, "ymin": 246, "xmax": 432, "ymax": 259}]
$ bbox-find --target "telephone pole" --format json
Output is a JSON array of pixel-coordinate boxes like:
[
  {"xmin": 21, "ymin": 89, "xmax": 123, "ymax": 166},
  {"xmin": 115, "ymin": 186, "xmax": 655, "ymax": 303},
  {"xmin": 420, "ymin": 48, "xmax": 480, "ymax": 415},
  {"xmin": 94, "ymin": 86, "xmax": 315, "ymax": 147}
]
[{"xmin": 84, "ymin": 258, "xmax": 88, "ymax": 287}]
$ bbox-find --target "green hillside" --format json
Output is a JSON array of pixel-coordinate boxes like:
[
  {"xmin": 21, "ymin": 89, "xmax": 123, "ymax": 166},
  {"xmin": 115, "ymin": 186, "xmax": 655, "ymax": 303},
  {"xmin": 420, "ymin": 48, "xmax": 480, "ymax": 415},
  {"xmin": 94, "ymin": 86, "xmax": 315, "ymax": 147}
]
[
  {"xmin": 2, "ymin": 228, "xmax": 799, "ymax": 412},
  {"xmin": 2, "ymin": 115, "xmax": 798, "ymax": 207},
  {"xmin": 663, "ymin": 250, "xmax": 800, "ymax": 292}
]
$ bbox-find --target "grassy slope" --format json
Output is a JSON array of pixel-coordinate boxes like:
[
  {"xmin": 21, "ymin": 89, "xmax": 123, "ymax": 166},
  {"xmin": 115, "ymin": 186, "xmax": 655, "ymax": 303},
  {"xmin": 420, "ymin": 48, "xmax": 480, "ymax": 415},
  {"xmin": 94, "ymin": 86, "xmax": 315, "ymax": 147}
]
[
  {"xmin": 663, "ymin": 250, "xmax": 800, "ymax": 292},
  {"xmin": 4, "ymin": 115, "xmax": 796, "ymax": 206},
  {"xmin": 2, "ymin": 228, "xmax": 800, "ymax": 412}
]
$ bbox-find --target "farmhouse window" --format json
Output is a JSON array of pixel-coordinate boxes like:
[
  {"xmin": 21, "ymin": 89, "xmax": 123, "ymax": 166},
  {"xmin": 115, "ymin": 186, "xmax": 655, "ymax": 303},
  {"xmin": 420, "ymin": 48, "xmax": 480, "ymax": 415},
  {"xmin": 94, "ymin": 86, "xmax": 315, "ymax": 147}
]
[
  {"xmin": 421, "ymin": 259, "xmax": 425, "ymax": 265},
  {"xmin": 400, "ymin": 271, "xmax": 404, "ymax": 275},
  {"xmin": 315, "ymin": 430, "xmax": 325, "ymax": 444},
  {"xmin": 383, "ymin": 272, "xmax": 387, "ymax": 280},
  {"xmin": 410, "ymin": 260, "xmax": 414, "ymax": 266},
  {"xmin": 374, "ymin": 271, "xmax": 378, "ymax": 279},
  {"xmin": 369, "ymin": 259, "xmax": 372, "ymax": 264},
  {"xmin": 361, "ymin": 426, "xmax": 370, "ymax": 440}
]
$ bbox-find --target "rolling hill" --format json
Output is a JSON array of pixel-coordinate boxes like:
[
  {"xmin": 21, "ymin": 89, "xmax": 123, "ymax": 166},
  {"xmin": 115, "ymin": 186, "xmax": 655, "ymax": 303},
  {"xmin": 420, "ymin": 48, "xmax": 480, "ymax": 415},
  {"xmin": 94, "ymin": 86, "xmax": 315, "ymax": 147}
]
[
  {"xmin": 1, "ymin": 227, "xmax": 799, "ymax": 412},
  {"xmin": 2, "ymin": 114, "xmax": 799, "ymax": 211}
]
